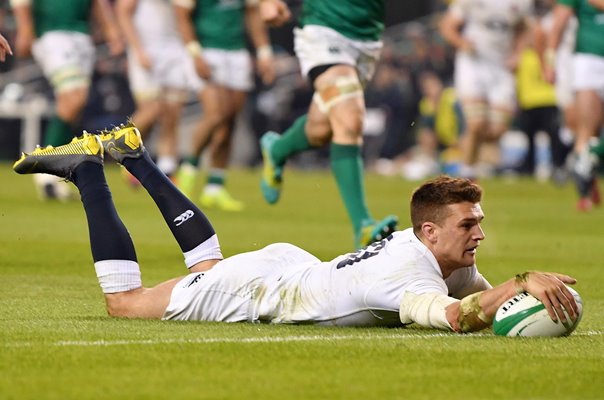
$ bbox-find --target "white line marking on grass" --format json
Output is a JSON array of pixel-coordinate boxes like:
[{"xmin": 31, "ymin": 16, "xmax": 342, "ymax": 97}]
[{"xmin": 3, "ymin": 330, "xmax": 602, "ymax": 348}]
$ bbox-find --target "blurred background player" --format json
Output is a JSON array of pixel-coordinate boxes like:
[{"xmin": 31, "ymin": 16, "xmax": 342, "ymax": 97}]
[
  {"xmin": 258, "ymin": 0, "xmax": 398, "ymax": 249},
  {"xmin": 0, "ymin": 32, "xmax": 12, "ymax": 61},
  {"xmin": 11, "ymin": 0, "xmax": 123, "ymax": 200},
  {"xmin": 116, "ymin": 0, "xmax": 204, "ymax": 180},
  {"xmin": 439, "ymin": 0, "xmax": 533, "ymax": 179},
  {"xmin": 546, "ymin": 0, "xmax": 604, "ymax": 211},
  {"xmin": 537, "ymin": 0, "xmax": 577, "ymax": 182},
  {"xmin": 173, "ymin": 0, "xmax": 275, "ymax": 212}
]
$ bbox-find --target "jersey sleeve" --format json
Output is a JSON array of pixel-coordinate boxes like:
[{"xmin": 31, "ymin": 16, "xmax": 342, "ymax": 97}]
[{"xmin": 447, "ymin": 266, "xmax": 492, "ymax": 299}]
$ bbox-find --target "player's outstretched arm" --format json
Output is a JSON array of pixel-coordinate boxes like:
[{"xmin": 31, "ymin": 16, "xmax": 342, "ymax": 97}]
[
  {"xmin": 445, "ymin": 271, "xmax": 578, "ymax": 333},
  {"xmin": 245, "ymin": 2, "xmax": 275, "ymax": 85},
  {"xmin": 400, "ymin": 271, "xmax": 578, "ymax": 333},
  {"xmin": 544, "ymin": 4, "xmax": 574, "ymax": 83},
  {"xmin": 93, "ymin": 0, "xmax": 125, "ymax": 56}
]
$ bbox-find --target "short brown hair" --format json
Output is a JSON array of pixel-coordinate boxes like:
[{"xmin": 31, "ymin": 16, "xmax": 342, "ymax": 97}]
[{"xmin": 410, "ymin": 176, "xmax": 482, "ymax": 233}]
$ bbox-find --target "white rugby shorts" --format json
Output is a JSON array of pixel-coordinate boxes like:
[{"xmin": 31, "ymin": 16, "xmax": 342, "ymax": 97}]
[
  {"xmin": 573, "ymin": 53, "xmax": 604, "ymax": 99},
  {"xmin": 163, "ymin": 243, "xmax": 319, "ymax": 322},
  {"xmin": 127, "ymin": 43, "xmax": 204, "ymax": 99},
  {"xmin": 203, "ymin": 48, "xmax": 253, "ymax": 91},
  {"xmin": 32, "ymin": 31, "xmax": 95, "ymax": 92},
  {"xmin": 293, "ymin": 25, "xmax": 382, "ymax": 87},
  {"xmin": 454, "ymin": 52, "xmax": 516, "ymax": 110}
]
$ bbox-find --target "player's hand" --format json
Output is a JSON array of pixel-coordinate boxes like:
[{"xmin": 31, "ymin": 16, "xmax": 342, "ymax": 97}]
[
  {"xmin": 517, "ymin": 271, "xmax": 578, "ymax": 323},
  {"xmin": 15, "ymin": 28, "xmax": 34, "ymax": 58},
  {"xmin": 107, "ymin": 35, "xmax": 125, "ymax": 57},
  {"xmin": 0, "ymin": 33, "xmax": 12, "ymax": 62},
  {"xmin": 543, "ymin": 65, "xmax": 556, "ymax": 84},
  {"xmin": 257, "ymin": 56, "xmax": 276, "ymax": 85},
  {"xmin": 135, "ymin": 48, "xmax": 152, "ymax": 70},
  {"xmin": 260, "ymin": 0, "xmax": 291, "ymax": 27},
  {"xmin": 506, "ymin": 53, "xmax": 520, "ymax": 71},
  {"xmin": 193, "ymin": 56, "xmax": 212, "ymax": 80}
]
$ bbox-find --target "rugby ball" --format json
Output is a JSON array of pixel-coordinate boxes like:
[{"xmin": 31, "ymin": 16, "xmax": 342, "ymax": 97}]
[{"xmin": 493, "ymin": 287, "xmax": 583, "ymax": 337}]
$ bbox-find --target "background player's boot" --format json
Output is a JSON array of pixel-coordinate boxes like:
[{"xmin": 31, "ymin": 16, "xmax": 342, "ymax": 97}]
[
  {"xmin": 175, "ymin": 163, "xmax": 197, "ymax": 199},
  {"xmin": 570, "ymin": 149, "xmax": 599, "ymax": 212},
  {"xmin": 98, "ymin": 123, "xmax": 146, "ymax": 164},
  {"xmin": 13, "ymin": 133, "xmax": 103, "ymax": 181},
  {"xmin": 260, "ymin": 131, "xmax": 283, "ymax": 204},
  {"xmin": 355, "ymin": 215, "xmax": 398, "ymax": 249},
  {"xmin": 200, "ymin": 186, "xmax": 244, "ymax": 212}
]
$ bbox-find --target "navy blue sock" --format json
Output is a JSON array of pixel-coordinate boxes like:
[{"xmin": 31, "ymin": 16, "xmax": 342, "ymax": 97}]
[
  {"xmin": 123, "ymin": 152, "xmax": 216, "ymax": 252},
  {"xmin": 72, "ymin": 162, "xmax": 137, "ymax": 263}
]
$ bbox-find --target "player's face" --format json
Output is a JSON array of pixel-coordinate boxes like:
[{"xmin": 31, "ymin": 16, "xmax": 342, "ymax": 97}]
[{"xmin": 433, "ymin": 202, "xmax": 485, "ymax": 271}]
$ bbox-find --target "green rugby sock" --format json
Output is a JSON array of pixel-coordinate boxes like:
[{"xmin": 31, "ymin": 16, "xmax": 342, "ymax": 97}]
[
  {"xmin": 207, "ymin": 169, "xmax": 225, "ymax": 186},
  {"xmin": 330, "ymin": 143, "xmax": 371, "ymax": 232},
  {"xmin": 183, "ymin": 155, "xmax": 200, "ymax": 167},
  {"xmin": 590, "ymin": 138, "xmax": 604, "ymax": 159},
  {"xmin": 271, "ymin": 115, "xmax": 311, "ymax": 165},
  {"xmin": 44, "ymin": 116, "xmax": 73, "ymax": 147}
]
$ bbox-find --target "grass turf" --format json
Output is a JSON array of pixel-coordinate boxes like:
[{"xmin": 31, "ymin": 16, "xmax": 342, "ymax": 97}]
[{"xmin": 1, "ymin": 163, "xmax": 603, "ymax": 400}]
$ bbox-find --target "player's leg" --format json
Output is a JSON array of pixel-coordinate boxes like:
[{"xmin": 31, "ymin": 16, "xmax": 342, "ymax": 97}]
[
  {"xmin": 572, "ymin": 89, "xmax": 602, "ymax": 210},
  {"xmin": 155, "ymin": 90, "xmax": 185, "ymax": 178},
  {"xmin": 316, "ymin": 66, "xmax": 397, "ymax": 248},
  {"xmin": 567, "ymin": 54, "xmax": 604, "ymax": 210},
  {"xmin": 200, "ymin": 88, "xmax": 246, "ymax": 212},
  {"xmin": 101, "ymin": 125, "xmax": 223, "ymax": 272}
]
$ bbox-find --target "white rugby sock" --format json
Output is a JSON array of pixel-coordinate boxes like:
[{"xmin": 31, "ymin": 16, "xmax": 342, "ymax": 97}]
[
  {"xmin": 94, "ymin": 260, "xmax": 142, "ymax": 293},
  {"xmin": 183, "ymin": 234, "xmax": 223, "ymax": 269}
]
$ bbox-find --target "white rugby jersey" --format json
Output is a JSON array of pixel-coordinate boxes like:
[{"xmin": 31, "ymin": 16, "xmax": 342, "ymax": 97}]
[
  {"xmin": 164, "ymin": 229, "xmax": 491, "ymax": 327},
  {"xmin": 450, "ymin": 0, "xmax": 533, "ymax": 63}
]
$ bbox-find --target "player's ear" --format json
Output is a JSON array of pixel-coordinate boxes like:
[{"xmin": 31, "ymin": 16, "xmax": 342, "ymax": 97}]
[{"xmin": 420, "ymin": 222, "xmax": 438, "ymax": 244}]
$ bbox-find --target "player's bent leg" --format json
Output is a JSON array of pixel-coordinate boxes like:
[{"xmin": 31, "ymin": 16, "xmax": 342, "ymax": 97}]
[
  {"xmin": 100, "ymin": 123, "xmax": 224, "ymax": 270},
  {"xmin": 312, "ymin": 69, "xmax": 399, "ymax": 248}
]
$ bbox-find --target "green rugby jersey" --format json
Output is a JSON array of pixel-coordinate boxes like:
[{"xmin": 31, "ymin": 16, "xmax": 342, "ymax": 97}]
[
  {"xmin": 32, "ymin": 0, "xmax": 92, "ymax": 37},
  {"xmin": 300, "ymin": 0, "xmax": 385, "ymax": 41},
  {"xmin": 558, "ymin": 0, "xmax": 604, "ymax": 57},
  {"xmin": 192, "ymin": 0, "xmax": 246, "ymax": 50}
]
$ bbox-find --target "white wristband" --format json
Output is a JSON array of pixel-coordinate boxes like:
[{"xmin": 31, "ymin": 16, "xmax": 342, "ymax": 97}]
[
  {"xmin": 186, "ymin": 41, "xmax": 203, "ymax": 57},
  {"xmin": 10, "ymin": 0, "xmax": 31, "ymax": 7},
  {"xmin": 257, "ymin": 45, "xmax": 273, "ymax": 60},
  {"xmin": 544, "ymin": 48, "xmax": 556, "ymax": 67},
  {"xmin": 172, "ymin": 0, "xmax": 195, "ymax": 9}
]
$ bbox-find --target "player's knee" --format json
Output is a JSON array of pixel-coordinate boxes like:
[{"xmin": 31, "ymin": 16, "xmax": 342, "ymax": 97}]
[
  {"xmin": 56, "ymin": 91, "xmax": 88, "ymax": 121},
  {"xmin": 313, "ymin": 75, "xmax": 363, "ymax": 115},
  {"xmin": 104, "ymin": 293, "xmax": 135, "ymax": 318}
]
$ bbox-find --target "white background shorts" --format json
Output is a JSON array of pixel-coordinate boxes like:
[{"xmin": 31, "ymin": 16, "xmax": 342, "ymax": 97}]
[
  {"xmin": 32, "ymin": 31, "xmax": 95, "ymax": 91},
  {"xmin": 127, "ymin": 44, "xmax": 204, "ymax": 99},
  {"xmin": 454, "ymin": 52, "xmax": 516, "ymax": 110},
  {"xmin": 204, "ymin": 48, "xmax": 253, "ymax": 91},
  {"xmin": 573, "ymin": 53, "xmax": 604, "ymax": 99}
]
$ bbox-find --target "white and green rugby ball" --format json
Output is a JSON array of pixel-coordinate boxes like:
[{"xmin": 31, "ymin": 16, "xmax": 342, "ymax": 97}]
[{"xmin": 493, "ymin": 287, "xmax": 583, "ymax": 337}]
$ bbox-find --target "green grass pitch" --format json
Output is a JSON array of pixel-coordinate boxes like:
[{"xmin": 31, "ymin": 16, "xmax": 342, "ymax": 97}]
[{"xmin": 1, "ymin": 163, "xmax": 603, "ymax": 400}]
